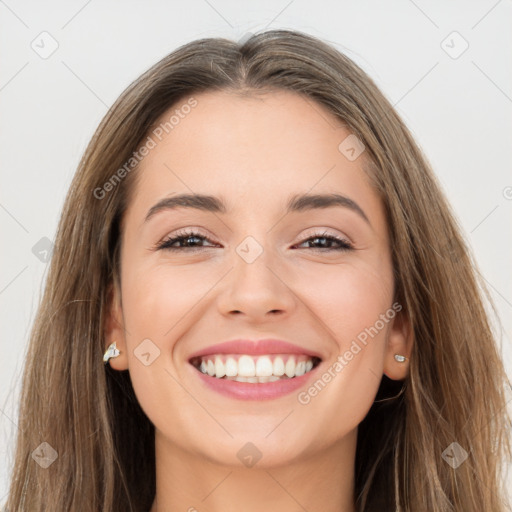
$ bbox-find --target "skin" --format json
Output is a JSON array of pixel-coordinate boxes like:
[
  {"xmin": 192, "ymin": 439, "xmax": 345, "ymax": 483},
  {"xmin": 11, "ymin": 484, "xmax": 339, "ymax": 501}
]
[{"xmin": 105, "ymin": 90, "xmax": 413, "ymax": 512}]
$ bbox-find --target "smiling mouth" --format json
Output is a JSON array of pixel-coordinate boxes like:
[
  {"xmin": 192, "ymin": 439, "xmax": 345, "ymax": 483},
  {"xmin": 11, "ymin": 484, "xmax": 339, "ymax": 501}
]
[{"xmin": 189, "ymin": 353, "xmax": 322, "ymax": 382}]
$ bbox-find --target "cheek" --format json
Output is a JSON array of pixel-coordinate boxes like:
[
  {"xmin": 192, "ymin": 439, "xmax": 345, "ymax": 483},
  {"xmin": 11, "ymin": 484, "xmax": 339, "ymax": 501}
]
[
  {"xmin": 119, "ymin": 256, "xmax": 221, "ymax": 386},
  {"xmin": 296, "ymin": 260, "xmax": 393, "ymax": 349},
  {"xmin": 118, "ymin": 262, "xmax": 205, "ymax": 431},
  {"xmin": 291, "ymin": 263, "xmax": 392, "ymax": 432},
  {"xmin": 121, "ymin": 253, "xmax": 212, "ymax": 339}
]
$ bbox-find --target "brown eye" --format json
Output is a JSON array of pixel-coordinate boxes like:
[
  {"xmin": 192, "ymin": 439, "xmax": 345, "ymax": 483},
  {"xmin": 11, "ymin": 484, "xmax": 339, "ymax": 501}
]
[
  {"xmin": 294, "ymin": 232, "xmax": 353, "ymax": 252},
  {"xmin": 156, "ymin": 230, "xmax": 218, "ymax": 251}
]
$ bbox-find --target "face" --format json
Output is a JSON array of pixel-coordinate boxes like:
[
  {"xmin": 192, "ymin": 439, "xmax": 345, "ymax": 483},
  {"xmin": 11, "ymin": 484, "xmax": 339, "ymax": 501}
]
[{"xmin": 106, "ymin": 90, "xmax": 411, "ymax": 468}]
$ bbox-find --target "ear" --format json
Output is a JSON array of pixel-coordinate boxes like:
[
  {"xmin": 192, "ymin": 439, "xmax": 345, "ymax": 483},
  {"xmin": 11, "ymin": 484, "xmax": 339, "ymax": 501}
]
[
  {"xmin": 383, "ymin": 307, "xmax": 413, "ymax": 381},
  {"xmin": 104, "ymin": 280, "xmax": 129, "ymax": 371}
]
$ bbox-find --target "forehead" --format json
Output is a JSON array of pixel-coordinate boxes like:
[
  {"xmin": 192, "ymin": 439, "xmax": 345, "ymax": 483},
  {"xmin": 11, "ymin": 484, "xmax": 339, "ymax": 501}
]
[{"xmin": 127, "ymin": 89, "xmax": 384, "ymax": 227}]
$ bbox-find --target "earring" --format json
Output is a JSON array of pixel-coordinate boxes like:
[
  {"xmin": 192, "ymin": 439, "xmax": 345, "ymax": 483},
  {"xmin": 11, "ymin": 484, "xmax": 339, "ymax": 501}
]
[
  {"xmin": 373, "ymin": 355, "xmax": 408, "ymax": 404},
  {"xmin": 103, "ymin": 342, "xmax": 120, "ymax": 364}
]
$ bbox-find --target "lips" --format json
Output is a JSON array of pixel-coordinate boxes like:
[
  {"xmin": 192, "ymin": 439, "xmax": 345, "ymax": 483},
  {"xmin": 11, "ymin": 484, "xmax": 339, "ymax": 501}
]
[{"xmin": 187, "ymin": 339, "xmax": 324, "ymax": 400}]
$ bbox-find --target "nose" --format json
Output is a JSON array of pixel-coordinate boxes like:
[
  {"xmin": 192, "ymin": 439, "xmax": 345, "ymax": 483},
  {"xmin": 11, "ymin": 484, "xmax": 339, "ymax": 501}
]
[{"xmin": 216, "ymin": 245, "xmax": 297, "ymax": 323}]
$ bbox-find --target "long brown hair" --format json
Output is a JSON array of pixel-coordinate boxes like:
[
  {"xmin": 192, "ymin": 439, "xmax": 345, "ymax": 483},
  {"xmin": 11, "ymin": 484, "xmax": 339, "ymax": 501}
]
[{"xmin": 5, "ymin": 29, "xmax": 511, "ymax": 511}]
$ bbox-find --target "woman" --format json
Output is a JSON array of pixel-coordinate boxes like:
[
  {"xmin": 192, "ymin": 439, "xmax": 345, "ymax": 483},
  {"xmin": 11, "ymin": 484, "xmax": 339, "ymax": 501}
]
[{"xmin": 4, "ymin": 29, "xmax": 511, "ymax": 511}]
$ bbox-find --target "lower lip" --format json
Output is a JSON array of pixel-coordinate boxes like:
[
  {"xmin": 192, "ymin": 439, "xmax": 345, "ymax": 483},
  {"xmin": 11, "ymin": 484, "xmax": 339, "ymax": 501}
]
[{"xmin": 192, "ymin": 364, "xmax": 320, "ymax": 400}]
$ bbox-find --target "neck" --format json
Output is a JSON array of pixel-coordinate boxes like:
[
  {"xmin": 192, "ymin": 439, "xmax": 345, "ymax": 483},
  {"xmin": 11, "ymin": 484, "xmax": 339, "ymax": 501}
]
[{"xmin": 149, "ymin": 428, "xmax": 357, "ymax": 512}]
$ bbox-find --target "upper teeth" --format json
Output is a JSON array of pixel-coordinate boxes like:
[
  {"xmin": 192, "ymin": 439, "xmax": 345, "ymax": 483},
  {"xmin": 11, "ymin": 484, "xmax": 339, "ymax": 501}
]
[{"xmin": 194, "ymin": 354, "xmax": 316, "ymax": 380}]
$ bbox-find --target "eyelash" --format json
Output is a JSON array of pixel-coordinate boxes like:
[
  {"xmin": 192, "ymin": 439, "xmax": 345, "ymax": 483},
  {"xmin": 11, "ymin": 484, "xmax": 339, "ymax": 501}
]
[{"xmin": 155, "ymin": 229, "xmax": 354, "ymax": 252}]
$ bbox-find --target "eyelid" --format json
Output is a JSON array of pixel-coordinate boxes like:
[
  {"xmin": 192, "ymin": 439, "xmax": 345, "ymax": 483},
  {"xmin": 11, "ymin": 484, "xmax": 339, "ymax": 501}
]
[
  {"xmin": 297, "ymin": 226, "xmax": 353, "ymax": 244},
  {"xmin": 154, "ymin": 226, "xmax": 216, "ymax": 249}
]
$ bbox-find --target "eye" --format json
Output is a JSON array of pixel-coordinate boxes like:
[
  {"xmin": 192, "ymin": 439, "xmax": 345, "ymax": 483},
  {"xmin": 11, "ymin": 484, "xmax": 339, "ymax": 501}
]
[
  {"xmin": 293, "ymin": 231, "xmax": 354, "ymax": 252},
  {"xmin": 155, "ymin": 229, "xmax": 353, "ymax": 252},
  {"xmin": 155, "ymin": 229, "xmax": 219, "ymax": 251}
]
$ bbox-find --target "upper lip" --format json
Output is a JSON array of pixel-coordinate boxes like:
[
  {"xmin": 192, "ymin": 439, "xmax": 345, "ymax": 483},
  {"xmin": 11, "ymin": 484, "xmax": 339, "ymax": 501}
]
[{"xmin": 188, "ymin": 339, "xmax": 323, "ymax": 361}]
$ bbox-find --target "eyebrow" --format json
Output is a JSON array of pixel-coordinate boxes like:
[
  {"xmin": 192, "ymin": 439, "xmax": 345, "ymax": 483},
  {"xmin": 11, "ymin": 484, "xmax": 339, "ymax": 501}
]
[{"xmin": 144, "ymin": 192, "xmax": 371, "ymax": 226}]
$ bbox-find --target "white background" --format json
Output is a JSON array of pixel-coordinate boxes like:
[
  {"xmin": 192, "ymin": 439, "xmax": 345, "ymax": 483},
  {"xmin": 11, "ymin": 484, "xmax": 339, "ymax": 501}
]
[{"xmin": 1, "ymin": 0, "xmax": 511, "ymax": 506}]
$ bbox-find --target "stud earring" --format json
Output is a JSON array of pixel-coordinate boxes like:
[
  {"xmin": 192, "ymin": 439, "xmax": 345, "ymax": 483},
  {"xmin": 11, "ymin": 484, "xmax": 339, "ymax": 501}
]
[
  {"xmin": 394, "ymin": 354, "xmax": 408, "ymax": 363},
  {"xmin": 103, "ymin": 342, "xmax": 120, "ymax": 364}
]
